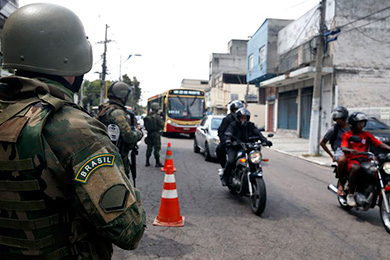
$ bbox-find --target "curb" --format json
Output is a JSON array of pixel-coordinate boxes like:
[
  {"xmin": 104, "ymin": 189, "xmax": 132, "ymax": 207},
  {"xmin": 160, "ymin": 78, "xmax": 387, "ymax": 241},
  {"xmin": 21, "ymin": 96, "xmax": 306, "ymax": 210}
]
[{"xmin": 265, "ymin": 147, "xmax": 332, "ymax": 167}]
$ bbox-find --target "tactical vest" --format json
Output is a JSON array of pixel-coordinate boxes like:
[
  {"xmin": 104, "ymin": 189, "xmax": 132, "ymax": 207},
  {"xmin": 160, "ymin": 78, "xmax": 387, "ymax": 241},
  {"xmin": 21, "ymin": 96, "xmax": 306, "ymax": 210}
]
[{"xmin": 0, "ymin": 94, "xmax": 81, "ymax": 259}]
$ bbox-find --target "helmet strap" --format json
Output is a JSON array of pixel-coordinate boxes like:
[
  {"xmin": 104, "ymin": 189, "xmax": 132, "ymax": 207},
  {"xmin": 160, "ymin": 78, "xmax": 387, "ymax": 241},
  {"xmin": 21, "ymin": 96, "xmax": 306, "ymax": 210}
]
[{"xmin": 71, "ymin": 75, "xmax": 84, "ymax": 93}]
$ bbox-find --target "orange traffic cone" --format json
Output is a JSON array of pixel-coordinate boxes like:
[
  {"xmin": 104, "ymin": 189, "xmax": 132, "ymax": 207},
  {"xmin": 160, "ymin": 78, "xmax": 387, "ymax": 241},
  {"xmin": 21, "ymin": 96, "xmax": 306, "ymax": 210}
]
[
  {"xmin": 153, "ymin": 164, "xmax": 185, "ymax": 227},
  {"xmin": 160, "ymin": 142, "xmax": 177, "ymax": 172}
]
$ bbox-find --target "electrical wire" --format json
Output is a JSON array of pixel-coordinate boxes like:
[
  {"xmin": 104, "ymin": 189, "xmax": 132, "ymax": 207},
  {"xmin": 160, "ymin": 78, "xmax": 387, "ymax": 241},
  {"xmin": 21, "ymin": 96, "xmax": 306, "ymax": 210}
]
[
  {"xmin": 336, "ymin": 4, "xmax": 390, "ymax": 44},
  {"xmin": 279, "ymin": 6, "xmax": 320, "ymax": 60},
  {"xmin": 337, "ymin": 5, "xmax": 390, "ymax": 29}
]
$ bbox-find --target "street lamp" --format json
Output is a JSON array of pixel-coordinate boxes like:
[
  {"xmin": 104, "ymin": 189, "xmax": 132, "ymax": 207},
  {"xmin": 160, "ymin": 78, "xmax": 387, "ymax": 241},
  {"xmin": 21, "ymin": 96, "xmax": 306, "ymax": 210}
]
[{"xmin": 119, "ymin": 54, "xmax": 142, "ymax": 81}]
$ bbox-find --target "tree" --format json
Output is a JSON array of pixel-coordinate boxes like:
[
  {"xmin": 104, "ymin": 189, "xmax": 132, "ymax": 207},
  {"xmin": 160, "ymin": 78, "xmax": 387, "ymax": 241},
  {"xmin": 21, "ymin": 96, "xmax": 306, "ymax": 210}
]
[
  {"xmin": 122, "ymin": 74, "xmax": 143, "ymax": 114},
  {"xmin": 80, "ymin": 79, "xmax": 112, "ymax": 109}
]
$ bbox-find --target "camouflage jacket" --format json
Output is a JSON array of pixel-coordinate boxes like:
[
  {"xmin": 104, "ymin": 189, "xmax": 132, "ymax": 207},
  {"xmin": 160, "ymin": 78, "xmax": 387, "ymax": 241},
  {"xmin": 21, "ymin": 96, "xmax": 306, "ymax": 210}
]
[
  {"xmin": 96, "ymin": 101, "xmax": 143, "ymax": 175},
  {"xmin": 144, "ymin": 112, "xmax": 164, "ymax": 138},
  {"xmin": 0, "ymin": 76, "xmax": 145, "ymax": 259}
]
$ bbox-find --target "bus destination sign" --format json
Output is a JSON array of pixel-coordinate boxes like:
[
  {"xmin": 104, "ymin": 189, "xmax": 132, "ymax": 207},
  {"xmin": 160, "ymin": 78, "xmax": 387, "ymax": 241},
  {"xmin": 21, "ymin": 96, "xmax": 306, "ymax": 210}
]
[{"xmin": 169, "ymin": 89, "xmax": 204, "ymax": 96}]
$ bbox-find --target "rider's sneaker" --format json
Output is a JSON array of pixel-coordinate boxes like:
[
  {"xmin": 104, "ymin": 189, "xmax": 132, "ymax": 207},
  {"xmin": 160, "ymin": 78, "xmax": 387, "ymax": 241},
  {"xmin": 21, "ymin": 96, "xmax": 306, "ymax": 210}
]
[
  {"xmin": 347, "ymin": 194, "xmax": 357, "ymax": 207},
  {"xmin": 218, "ymin": 168, "xmax": 224, "ymax": 178}
]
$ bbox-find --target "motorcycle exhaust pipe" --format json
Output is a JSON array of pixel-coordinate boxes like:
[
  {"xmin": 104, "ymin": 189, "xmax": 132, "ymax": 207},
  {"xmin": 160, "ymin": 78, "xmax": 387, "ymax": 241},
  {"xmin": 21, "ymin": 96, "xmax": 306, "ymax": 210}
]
[{"xmin": 328, "ymin": 184, "xmax": 338, "ymax": 194}]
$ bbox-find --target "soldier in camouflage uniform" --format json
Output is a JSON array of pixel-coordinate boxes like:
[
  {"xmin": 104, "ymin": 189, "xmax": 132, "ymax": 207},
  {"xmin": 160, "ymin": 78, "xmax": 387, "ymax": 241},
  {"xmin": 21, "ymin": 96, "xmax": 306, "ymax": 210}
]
[
  {"xmin": 144, "ymin": 103, "xmax": 164, "ymax": 167},
  {"xmin": 0, "ymin": 4, "xmax": 145, "ymax": 259},
  {"xmin": 97, "ymin": 81, "xmax": 143, "ymax": 178}
]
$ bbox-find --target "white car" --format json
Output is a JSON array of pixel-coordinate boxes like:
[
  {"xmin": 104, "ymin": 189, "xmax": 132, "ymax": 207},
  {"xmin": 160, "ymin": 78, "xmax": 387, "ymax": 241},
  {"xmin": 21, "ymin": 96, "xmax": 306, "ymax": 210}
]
[
  {"xmin": 193, "ymin": 115, "xmax": 224, "ymax": 161},
  {"xmin": 135, "ymin": 115, "xmax": 144, "ymax": 129}
]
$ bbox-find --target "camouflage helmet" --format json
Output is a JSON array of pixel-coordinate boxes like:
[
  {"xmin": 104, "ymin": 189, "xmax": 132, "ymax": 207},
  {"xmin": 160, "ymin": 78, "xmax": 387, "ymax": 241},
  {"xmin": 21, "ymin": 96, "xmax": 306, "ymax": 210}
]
[
  {"xmin": 150, "ymin": 102, "xmax": 160, "ymax": 111},
  {"xmin": 107, "ymin": 82, "xmax": 132, "ymax": 99},
  {"xmin": 1, "ymin": 3, "xmax": 92, "ymax": 76}
]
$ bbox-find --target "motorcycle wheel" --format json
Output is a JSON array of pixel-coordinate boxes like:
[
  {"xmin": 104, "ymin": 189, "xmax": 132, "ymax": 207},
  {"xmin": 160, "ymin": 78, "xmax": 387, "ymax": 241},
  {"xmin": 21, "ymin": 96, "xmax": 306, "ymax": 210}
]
[
  {"xmin": 379, "ymin": 192, "xmax": 390, "ymax": 234},
  {"xmin": 250, "ymin": 178, "xmax": 267, "ymax": 216}
]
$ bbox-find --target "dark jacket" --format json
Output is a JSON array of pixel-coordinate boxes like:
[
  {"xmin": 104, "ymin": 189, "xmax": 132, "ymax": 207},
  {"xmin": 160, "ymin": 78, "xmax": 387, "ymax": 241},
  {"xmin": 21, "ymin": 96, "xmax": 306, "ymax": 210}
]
[
  {"xmin": 225, "ymin": 120, "xmax": 268, "ymax": 144},
  {"xmin": 218, "ymin": 113, "xmax": 239, "ymax": 144}
]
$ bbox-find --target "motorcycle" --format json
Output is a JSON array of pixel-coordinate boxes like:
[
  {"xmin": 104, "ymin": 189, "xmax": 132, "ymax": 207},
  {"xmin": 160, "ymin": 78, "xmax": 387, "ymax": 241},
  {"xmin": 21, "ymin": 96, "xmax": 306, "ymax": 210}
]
[
  {"xmin": 328, "ymin": 147, "xmax": 390, "ymax": 234},
  {"xmin": 219, "ymin": 134, "xmax": 273, "ymax": 216}
]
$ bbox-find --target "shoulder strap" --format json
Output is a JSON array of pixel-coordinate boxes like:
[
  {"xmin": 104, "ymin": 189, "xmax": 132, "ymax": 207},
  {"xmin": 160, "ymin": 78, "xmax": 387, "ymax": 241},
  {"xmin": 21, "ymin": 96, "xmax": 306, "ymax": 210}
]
[{"xmin": 0, "ymin": 96, "xmax": 40, "ymax": 125}]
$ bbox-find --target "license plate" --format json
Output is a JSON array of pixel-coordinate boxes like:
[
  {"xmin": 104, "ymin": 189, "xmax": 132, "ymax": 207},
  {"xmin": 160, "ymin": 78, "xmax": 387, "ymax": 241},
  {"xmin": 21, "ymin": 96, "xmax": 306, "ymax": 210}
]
[{"xmin": 183, "ymin": 128, "xmax": 190, "ymax": 131}]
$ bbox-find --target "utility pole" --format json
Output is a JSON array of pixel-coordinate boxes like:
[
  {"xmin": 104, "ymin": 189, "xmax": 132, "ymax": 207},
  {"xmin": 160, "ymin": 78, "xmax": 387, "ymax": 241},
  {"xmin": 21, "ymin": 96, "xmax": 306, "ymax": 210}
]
[
  {"xmin": 308, "ymin": 0, "xmax": 326, "ymax": 155},
  {"xmin": 98, "ymin": 24, "xmax": 112, "ymax": 105}
]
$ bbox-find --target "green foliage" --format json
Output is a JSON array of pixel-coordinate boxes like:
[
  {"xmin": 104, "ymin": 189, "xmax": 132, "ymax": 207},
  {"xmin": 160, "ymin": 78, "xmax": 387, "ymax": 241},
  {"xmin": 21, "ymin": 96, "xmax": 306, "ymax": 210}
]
[
  {"xmin": 79, "ymin": 75, "xmax": 144, "ymax": 114},
  {"xmin": 80, "ymin": 79, "xmax": 112, "ymax": 108},
  {"xmin": 122, "ymin": 74, "xmax": 143, "ymax": 114}
]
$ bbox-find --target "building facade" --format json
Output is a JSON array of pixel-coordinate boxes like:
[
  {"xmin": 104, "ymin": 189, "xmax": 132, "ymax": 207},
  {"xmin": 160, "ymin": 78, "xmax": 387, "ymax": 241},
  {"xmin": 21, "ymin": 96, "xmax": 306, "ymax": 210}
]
[{"xmin": 250, "ymin": 0, "xmax": 390, "ymax": 154}]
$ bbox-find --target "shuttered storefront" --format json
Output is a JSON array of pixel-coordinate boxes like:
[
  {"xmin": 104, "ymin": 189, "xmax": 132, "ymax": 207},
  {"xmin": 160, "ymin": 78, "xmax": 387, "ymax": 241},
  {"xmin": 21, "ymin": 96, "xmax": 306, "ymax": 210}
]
[
  {"xmin": 300, "ymin": 87, "xmax": 313, "ymax": 139},
  {"xmin": 278, "ymin": 90, "xmax": 298, "ymax": 130}
]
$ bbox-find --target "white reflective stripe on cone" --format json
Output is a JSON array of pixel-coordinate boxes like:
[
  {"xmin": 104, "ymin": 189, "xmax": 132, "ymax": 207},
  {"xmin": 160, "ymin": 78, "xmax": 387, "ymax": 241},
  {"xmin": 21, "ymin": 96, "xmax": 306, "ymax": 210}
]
[
  {"xmin": 164, "ymin": 174, "xmax": 176, "ymax": 183},
  {"xmin": 162, "ymin": 189, "xmax": 178, "ymax": 199}
]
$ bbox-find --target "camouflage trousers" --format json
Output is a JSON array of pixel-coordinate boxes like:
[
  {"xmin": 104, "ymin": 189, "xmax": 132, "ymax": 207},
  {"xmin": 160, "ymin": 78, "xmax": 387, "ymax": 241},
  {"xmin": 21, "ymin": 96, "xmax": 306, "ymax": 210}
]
[{"xmin": 146, "ymin": 136, "xmax": 161, "ymax": 162}]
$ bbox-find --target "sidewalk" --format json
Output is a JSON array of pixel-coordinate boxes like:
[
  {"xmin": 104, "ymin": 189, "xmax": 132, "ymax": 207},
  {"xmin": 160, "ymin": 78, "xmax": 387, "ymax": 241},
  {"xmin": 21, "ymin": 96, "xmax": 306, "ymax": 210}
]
[{"xmin": 263, "ymin": 131, "xmax": 334, "ymax": 167}]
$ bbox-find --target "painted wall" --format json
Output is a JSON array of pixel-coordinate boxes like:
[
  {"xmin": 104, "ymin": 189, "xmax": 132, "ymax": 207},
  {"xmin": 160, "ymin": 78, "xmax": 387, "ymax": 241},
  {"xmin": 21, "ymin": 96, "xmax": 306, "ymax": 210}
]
[
  {"xmin": 247, "ymin": 19, "xmax": 292, "ymax": 83},
  {"xmin": 331, "ymin": 0, "xmax": 390, "ymax": 123}
]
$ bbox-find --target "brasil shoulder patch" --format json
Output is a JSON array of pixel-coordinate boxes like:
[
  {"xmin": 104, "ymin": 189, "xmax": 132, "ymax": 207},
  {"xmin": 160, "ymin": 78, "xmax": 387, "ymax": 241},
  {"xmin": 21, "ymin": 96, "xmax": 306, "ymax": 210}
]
[{"xmin": 75, "ymin": 153, "xmax": 115, "ymax": 183}]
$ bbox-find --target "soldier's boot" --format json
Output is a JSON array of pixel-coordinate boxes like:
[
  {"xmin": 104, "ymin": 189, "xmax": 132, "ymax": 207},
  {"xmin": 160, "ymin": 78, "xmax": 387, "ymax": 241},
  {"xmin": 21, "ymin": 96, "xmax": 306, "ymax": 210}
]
[
  {"xmin": 155, "ymin": 159, "xmax": 163, "ymax": 168},
  {"xmin": 145, "ymin": 158, "xmax": 150, "ymax": 167}
]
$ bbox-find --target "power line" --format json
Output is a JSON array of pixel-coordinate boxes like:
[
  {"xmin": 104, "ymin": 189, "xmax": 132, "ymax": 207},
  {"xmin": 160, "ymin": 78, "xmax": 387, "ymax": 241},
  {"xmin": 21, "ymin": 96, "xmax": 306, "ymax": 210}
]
[
  {"xmin": 336, "ymin": 5, "xmax": 390, "ymax": 44},
  {"xmin": 279, "ymin": 6, "xmax": 320, "ymax": 59},
  {"xmin": 337, "ymin": 5, "xmax": 390, "ymax": 29}
]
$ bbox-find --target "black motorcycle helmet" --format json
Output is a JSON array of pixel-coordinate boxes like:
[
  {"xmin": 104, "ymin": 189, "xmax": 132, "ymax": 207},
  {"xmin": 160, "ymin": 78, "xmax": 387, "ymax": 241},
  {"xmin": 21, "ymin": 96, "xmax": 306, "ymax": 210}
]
[
  {"xmin": 348, "ymin": 111, "xmax": 368, "ymax": 127},
  {"xmin": 229, "ymin": 100, "xmax": 244, "ymax": 113},
  {"xmin": 236, "ymin": 107, "xmax": 251, "ymax": 122},
  {"xmin": 332, "ymin": 106, "xmax": 349, "ymax": 121}
]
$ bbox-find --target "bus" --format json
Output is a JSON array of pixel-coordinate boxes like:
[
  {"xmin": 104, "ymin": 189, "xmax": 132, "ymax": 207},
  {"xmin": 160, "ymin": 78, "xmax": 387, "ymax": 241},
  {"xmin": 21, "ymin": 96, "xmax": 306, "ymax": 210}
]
[{"xmin": 147, "ymin": 88, "xmax": 206, "ymax": 137}]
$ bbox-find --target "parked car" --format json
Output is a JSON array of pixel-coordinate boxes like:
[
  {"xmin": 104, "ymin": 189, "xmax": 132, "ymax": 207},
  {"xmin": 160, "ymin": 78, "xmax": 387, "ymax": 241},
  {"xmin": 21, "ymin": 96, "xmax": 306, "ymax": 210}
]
[
  {"xmin": 193, "ymin": 115, "xmax": 224, "ymax": 161},
  {"xmin": 365, "ymin": 117, "xmax": 390, "ymax": 154},
  {"xmin": 136, "ymin": 115, "xmax": 144, "ymax": 130}
]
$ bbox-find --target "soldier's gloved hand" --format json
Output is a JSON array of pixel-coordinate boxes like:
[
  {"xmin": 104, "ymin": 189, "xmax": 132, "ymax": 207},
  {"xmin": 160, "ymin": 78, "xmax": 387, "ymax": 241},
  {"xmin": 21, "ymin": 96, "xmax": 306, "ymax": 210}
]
[{"xmin": 266, "ymin": 140, "xmax": 273, "ymax": 147}]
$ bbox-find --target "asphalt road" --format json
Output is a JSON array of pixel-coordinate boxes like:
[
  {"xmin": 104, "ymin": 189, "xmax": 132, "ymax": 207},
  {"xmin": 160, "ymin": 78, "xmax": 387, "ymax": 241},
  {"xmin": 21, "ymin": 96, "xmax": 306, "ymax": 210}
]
[{"xmin": 113, "ymin": 135, "xmax": 389, "ymax": 260}]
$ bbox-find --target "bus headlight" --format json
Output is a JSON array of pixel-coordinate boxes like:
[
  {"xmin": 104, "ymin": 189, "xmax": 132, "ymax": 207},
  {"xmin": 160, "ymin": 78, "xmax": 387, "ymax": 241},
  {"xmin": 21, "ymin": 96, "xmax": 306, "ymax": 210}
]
[
  {"xmin": 383, "ymin": 162, "xmax": 390, "ymax": 175},
  {"xmin": 249, "ymin": 151, "xmax": 262, "ymax": 164},
  {"xmin": 167, "ymin": 120, "xmax": 177, "ymax": 126}
]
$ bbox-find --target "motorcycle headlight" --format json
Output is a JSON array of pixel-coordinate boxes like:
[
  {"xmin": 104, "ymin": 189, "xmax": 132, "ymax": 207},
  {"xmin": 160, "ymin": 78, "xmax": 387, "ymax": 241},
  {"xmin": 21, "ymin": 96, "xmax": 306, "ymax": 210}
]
[
  {"xmin": 249, "ymin": 151, "xmax": 262, "ymax": 164},
  {"xmin": 383, "ymin": 162, "xmax": 390, "ymax": 175}
]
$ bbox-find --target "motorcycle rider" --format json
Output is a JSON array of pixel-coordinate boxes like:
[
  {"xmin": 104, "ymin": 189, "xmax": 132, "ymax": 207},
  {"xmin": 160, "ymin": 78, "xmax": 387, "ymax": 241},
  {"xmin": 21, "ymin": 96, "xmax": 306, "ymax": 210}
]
[
  {"xmin": 221, "ymin": 107, "xmax": 272, "ymax": 186},
  {"xmin": 97, "ymin": 81, "xmax": 143, "ymax": 178},
  {"xmin": 341, "ymin": 112, "xmax": 390, "ymax": 206},
  {"xmin": 216, "ymin": 100, "xmax": 244, "ymax": 168},
  {"xmin": 320, "ymin": 106, "xmax": 350, "ymax": 196}
]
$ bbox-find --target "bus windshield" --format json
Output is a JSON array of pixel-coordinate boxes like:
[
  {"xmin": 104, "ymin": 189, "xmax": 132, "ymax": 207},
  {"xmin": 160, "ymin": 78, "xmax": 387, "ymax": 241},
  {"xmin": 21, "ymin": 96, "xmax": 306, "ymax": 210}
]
[{"xmin": 167, "ymin": 97, "xmax": 204, "ymax": 119}]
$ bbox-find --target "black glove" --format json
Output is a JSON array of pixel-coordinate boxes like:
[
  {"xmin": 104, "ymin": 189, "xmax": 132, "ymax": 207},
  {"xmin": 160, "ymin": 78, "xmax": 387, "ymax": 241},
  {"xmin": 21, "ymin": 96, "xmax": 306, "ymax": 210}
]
[
  {"xmin": 225, "ymin": 140, "xmax": 232, "ymax": 148},
  {"xmin": 266, "ymin": 140, "xmax": 273, "ymax": 147}
]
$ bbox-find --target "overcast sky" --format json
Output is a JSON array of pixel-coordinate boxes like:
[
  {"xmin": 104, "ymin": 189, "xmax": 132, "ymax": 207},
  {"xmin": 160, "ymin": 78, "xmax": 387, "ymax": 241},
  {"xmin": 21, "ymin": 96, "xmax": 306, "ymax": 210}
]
[{"xmin": 19, "ymin": 0, "xmax": 319, "ymax": 104}]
